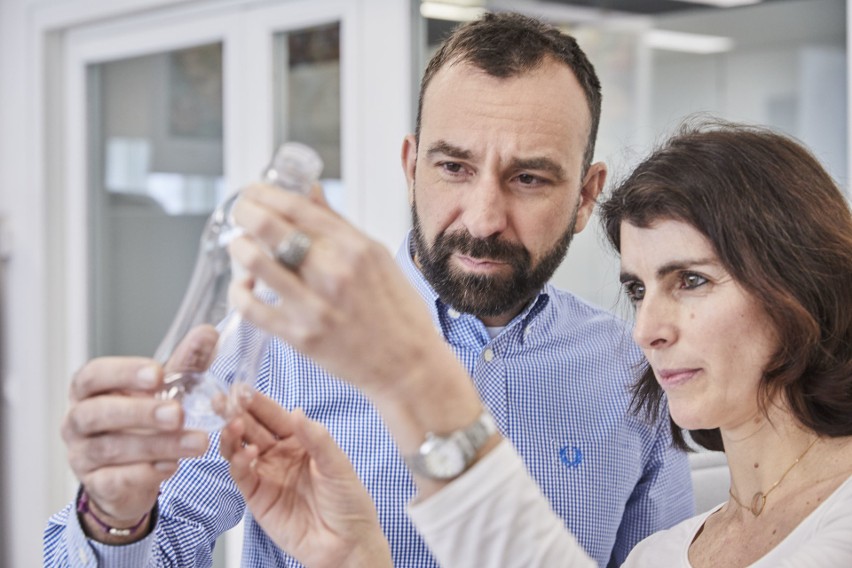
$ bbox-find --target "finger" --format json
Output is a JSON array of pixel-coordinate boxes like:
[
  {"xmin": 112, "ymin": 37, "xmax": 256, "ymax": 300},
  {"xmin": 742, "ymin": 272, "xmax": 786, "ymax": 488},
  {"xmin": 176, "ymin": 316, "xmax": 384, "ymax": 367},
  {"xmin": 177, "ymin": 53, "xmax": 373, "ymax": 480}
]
[
  {"xmin": 229, "ymin": 237, "xmax": 331, "ymax": 315},
  {"xmin": 231, "ymin": 196, "xmax": 295, "ymax": 254},
  {"xmin": 220, "ymin": 416, "xmax": 260, "ymax": 496},
  {"xmin": 235, "ymin": 406, "xmax": 281, "ymax": 453},
  {"xmin": 228, "ymin": 260, "xmax": 339, "ymax": 346},
  {"xmin": 308, "ymin": 182, "xmax": 332, "ymax": 209},
  {"xmin": 240, "ymin": 184, "xmax": 343, "ymax": 237},
  {"xmin": 164, "ymin": 324, "xmax": 219, "ymax": 375},
  {"xmin": 291, "ymin": 409, "xmax": 355, "ymax": 476},
  {"xmin": 221, "ymin": 393, "xmax": 285, "ymax": 455},
  {"xmin": 70, "ymin": 357, "xmax": 162, "ymax": 402},
  {"xmin": 63, "ymin": 394, "xmax": 188, "ymax": 437},
  {"xmin": 228, "ymin": 235, "xmax": 309, "ymax": 296},
  {"xmin": 220, "ymin": 416, "xmax": 245, "ymax": 461},
  {"xmin": 227, "ymin": 253, "xmax": 330, "ymax": 344},
  {"xmin": 228, "ymin": 443, "xmax": 260, "ymax": 499},
  {"xmin": 68, "ymin": 430, "xmax": 210, "ymax": 474},
  {"xmin": 242, "ymin": 391, "xmax": 301, "ymax": 441}
]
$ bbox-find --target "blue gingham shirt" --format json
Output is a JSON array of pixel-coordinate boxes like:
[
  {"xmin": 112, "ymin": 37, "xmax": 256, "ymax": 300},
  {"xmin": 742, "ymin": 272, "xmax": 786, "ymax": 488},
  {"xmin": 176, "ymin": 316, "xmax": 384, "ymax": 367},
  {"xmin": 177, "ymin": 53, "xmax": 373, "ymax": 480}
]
[{"xmin": 45, "ymin": 232, "xmax": 694, "ymax": 567}]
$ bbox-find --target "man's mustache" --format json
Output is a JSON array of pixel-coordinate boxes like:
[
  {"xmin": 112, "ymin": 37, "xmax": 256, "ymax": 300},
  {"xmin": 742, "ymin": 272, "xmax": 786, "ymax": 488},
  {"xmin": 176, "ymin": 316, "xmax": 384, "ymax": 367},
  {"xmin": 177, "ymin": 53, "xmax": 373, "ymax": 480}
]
[{"xmin": 435, "ymin": 232, "xmax": 531, "ymax": 265}]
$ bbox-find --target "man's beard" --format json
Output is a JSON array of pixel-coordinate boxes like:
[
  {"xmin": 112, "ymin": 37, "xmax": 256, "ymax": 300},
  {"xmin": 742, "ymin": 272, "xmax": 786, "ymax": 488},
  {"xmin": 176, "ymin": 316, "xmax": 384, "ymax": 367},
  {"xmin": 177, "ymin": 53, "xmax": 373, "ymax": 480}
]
[{"xmin": 411, "ymin": 194, "xmax": 579, "ymax": 319}]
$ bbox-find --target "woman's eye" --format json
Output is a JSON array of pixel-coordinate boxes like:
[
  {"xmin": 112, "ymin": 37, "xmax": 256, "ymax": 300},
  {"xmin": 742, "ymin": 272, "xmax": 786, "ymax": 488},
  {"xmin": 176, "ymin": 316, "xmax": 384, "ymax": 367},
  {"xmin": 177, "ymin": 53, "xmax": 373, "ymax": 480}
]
[
  {"xmin": 623, "ymin": 281, "xmax": 645, "ymax": 302},
  {"xmin": 681, "ymin": 273, "xmax": 708, "ymax": 290}
]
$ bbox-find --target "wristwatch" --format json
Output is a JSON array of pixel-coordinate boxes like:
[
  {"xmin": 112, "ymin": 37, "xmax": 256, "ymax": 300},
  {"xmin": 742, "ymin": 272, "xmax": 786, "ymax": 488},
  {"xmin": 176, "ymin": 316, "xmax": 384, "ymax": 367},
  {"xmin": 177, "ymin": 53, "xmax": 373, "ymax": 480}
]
[{"xmin": 404, "ymin": 408, "xmax": 498, "ymax": 480}]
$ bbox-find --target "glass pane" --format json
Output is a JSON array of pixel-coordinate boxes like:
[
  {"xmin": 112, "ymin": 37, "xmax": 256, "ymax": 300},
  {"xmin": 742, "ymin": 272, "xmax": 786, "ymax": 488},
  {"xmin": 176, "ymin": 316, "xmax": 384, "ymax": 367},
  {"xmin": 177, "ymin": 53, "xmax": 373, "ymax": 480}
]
[
  {"xmin": 273, "ymin": 22, "xmax": 344, "ymax": 213},
  {"xmin": 418, "ymin": 0, "xmax": 846, "ymax": 310},
  {"xmin": 420, "ymin": 1, "xmax": 846, "ymax": 186},
  {"xmin": 88, "ymin": 42, "xmax": 224, "ymax": 358}
]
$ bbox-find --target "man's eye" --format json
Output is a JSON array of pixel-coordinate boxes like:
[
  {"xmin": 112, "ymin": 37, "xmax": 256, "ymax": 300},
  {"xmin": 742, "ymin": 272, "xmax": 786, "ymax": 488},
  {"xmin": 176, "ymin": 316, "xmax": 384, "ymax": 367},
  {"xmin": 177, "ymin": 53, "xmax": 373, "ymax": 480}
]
[
  {"xmin": 681, "ymin": 273, "xmax": 708, "ymax": 289},
  {"xmin": 623, "ymin": 281, "xmax": 645, "ymax": 303},
  {"xmin": 518, "ymin": 173, "xmax": 537, "ymax": 184},
  {"xmin": 441, "ymin": 162, "xmax": 463, "ymax": 174}
]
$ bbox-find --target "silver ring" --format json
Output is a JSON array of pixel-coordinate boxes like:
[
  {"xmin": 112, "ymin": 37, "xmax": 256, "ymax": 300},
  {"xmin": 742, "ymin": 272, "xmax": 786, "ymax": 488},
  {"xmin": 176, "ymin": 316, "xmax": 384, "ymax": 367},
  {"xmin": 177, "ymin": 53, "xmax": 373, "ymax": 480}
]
[{"xmin": 275, "ymin": 231, "xmax": 312, "ymax": 269}]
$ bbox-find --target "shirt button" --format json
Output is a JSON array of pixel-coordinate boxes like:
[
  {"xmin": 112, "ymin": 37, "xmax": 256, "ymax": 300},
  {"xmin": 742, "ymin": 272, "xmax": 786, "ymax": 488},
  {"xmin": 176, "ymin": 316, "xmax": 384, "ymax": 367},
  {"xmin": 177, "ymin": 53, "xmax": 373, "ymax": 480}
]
[
  {"xmin": 448, "ymin": 308, "xmax": 461, "ymax": 319},
  {"xmin": 77, "ymin": 549, "xmax": 88, "ymax": 563},
  {"xmin": 483, "ymin": 348, "xmax": 495, "ymax": 362}
]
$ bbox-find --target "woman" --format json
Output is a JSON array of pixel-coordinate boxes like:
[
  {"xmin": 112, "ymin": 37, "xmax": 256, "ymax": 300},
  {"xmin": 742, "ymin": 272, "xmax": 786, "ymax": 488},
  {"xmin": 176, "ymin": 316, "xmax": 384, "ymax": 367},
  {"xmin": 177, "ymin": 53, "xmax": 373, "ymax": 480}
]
[
  {"xmin": 596, "ymin": 121, "xmax": 852, "ymax": 566},
  {"xmin": 222, "ymin": 121, "xmax": 852, "ymax": 567}
]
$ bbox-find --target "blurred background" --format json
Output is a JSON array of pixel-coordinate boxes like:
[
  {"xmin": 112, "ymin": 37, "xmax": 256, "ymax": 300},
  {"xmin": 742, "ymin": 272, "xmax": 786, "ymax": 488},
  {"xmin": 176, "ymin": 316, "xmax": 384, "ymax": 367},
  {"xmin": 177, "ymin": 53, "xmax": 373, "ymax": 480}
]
[{"xmin": 0, "ymin": 0, "xmax": 846, "ymax": 565}]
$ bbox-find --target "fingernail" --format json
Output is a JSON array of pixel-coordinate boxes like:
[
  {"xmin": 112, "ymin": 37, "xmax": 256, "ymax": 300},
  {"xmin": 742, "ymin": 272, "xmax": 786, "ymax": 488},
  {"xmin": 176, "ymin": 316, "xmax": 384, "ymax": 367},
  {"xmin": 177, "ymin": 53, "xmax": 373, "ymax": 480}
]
[
  {"xmin": 181, "ymin": 433, "xmax": 208, "ymax": 451},
  {"xmin": 154, "ymin": 403, "xmax": 180, "ymax": 426},
  {"xmin": 233, "ymin": 384, "xmax": 255, "ymax": 407},
  {"xmin": 154, "ymin": 461, "xmax": 178, "ymax": 472},
  {"xmin": 137, "ymin": 365, "xmax": 158, "ymax": 388}
]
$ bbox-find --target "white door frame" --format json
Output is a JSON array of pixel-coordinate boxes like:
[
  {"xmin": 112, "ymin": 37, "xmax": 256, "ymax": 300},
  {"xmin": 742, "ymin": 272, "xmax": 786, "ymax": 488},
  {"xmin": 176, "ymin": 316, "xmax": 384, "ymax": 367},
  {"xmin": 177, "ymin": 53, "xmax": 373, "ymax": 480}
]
[{"xmin": 13, "ymin": 1, "xmax": 413, "ymax": 566}]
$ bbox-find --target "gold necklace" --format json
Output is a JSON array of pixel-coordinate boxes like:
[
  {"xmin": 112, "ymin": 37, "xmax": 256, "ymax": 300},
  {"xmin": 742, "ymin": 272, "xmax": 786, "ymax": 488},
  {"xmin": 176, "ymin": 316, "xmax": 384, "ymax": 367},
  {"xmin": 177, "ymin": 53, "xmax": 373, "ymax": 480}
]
[{"xmin": 728, "ymin": 437, "xmax": 818, "ymax": 517}]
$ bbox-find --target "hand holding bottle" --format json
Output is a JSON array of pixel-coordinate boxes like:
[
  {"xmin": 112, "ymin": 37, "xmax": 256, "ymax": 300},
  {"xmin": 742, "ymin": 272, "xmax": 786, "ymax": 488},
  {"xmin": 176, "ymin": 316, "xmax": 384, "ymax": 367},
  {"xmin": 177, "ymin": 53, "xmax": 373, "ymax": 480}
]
[
  {"xmin": 154, "ymin": 143, "xmax": 323, "ymax": 431},
  {"xmin": 62, "ymin": 325, "xmax": 217, "ymax": 544}
]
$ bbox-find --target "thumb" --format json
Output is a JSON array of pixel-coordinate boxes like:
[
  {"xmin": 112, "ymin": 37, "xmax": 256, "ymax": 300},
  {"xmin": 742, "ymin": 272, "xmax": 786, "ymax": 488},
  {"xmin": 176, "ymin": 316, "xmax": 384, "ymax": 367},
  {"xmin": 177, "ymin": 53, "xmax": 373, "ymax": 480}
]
[
  {"xmin": 164, "ymin": 324, "xmax": 219, "ymax": 374},
  {"xmin": 292, "ymin": 409, "xmax": 356, "ymax": 477},
  {"xmin": 307, "ymin": 182, "xmax": 337, "ymax": 214}
]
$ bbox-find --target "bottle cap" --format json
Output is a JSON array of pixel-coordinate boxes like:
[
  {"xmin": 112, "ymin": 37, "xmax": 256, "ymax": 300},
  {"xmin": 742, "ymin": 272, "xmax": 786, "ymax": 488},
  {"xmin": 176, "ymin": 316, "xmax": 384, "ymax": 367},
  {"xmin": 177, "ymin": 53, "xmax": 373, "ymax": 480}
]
[{"xmin": 262, "ymin": 142, "xmax": 324, "ymax": 194}]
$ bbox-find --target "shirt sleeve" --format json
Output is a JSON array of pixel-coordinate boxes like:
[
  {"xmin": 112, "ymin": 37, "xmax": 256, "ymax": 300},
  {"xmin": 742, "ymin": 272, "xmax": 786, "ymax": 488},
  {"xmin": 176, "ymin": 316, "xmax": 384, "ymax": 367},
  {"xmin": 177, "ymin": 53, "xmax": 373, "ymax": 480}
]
[
  {"xmin": 43, "ymin": 434, "xmax": 245, "ymax": 567},
  {"xmin": 608, "ymin": 415, "xmax": 695, "ymax": 568},
  {"xmin": 408, "ymin": 439, "xmax": 598, "ymax": 568}
]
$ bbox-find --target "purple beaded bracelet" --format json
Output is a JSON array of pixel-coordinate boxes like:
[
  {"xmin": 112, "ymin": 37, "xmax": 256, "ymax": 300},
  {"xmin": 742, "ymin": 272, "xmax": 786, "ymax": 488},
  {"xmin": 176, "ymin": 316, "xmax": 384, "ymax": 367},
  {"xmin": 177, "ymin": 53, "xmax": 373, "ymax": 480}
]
[{"xmin": 77, "ymin": 489, "xmax": 152, "ymax": 537}]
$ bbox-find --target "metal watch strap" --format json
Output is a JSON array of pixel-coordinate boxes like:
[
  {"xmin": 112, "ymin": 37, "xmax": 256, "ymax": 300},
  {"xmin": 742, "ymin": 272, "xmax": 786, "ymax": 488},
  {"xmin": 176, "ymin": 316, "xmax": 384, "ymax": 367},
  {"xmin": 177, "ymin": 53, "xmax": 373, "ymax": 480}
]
[{"xmin": 405, "ymin": 408, "xmax": 498, "ymax": 480}]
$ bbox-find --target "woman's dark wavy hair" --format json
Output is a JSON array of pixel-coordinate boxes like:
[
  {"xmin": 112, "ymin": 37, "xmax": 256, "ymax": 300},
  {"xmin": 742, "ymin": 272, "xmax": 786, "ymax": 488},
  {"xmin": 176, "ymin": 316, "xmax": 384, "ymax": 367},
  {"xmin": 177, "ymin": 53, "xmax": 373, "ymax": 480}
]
[{"xmin": 599, "ymin": 119, "xmax": 852, "ymax": 452}]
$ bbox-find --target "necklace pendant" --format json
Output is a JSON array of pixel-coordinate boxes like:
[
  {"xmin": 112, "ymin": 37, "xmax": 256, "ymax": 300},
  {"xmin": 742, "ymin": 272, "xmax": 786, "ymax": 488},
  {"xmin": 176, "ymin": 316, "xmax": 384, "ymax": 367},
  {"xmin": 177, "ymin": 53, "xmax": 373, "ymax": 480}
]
[{"xmin": 750, "ymin": 492, "xmax": 767, "ymax": 516}]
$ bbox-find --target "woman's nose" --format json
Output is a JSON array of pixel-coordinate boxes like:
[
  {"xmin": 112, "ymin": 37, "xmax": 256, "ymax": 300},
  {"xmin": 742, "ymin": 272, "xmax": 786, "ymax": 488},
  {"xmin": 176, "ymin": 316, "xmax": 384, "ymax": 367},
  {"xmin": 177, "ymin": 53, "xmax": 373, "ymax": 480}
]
[{"xmin": 632, "ymin": 294, "xmax": 677, "ymax": 350}]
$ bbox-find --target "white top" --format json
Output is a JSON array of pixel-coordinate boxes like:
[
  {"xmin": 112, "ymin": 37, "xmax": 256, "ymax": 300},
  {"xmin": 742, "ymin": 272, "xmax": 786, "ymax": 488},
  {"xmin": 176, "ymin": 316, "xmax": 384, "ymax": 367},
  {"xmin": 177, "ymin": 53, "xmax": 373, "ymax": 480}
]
[
  {"xmin": 627, "ymin": 475, "xmax": 852, "ymax": 567},
  {"xmin": 409, "ymin": 440, "xmax": 852, "ymax": 568}
]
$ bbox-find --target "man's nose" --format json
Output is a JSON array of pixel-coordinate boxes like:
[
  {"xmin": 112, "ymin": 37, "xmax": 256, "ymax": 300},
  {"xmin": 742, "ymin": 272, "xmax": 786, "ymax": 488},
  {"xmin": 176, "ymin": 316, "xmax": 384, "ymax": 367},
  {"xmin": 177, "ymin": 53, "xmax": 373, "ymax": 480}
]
[{"xmin": 460, "ymin": 175, "xmax": 508, "ymax": 240}]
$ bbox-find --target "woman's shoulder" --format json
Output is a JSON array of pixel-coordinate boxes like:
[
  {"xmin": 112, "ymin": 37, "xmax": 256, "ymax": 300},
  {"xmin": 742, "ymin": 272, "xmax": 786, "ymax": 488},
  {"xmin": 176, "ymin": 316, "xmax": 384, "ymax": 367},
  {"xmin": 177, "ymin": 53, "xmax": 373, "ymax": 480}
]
[
  {"xmin": 623, "ymin": 506, "xmax": 722, "ymax": 568},
  {"xmin": 812, "ymin": 472, "xmax": 852, "ymax": 516}
]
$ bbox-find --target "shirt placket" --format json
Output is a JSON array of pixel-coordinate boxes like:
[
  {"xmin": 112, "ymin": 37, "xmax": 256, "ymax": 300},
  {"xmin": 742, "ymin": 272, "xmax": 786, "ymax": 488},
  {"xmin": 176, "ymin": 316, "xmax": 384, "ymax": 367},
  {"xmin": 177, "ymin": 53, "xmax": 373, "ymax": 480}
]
[{"xmin": 472, "ymin": 340, "xmax": 509, "ymax": 434}]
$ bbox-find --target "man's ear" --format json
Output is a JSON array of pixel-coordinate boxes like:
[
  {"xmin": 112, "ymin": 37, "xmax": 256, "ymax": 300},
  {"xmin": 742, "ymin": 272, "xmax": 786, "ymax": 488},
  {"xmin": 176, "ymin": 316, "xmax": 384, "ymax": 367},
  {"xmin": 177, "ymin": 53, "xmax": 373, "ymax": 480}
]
[
  {"xmin": 573, "ymin": 161, "xmax": 607, "ymax": 234},
  {"xmin": 401, "ymin": 134, "xmax": 417, "ymax": 205}
]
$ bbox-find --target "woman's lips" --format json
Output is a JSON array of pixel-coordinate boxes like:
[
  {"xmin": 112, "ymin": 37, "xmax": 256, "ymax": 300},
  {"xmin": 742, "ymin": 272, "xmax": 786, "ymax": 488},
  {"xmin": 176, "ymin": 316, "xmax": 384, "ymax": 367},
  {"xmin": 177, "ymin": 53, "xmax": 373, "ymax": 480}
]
[{"xmin": 656, "ymin": 368, "xmax": 701, "ymax": 388}]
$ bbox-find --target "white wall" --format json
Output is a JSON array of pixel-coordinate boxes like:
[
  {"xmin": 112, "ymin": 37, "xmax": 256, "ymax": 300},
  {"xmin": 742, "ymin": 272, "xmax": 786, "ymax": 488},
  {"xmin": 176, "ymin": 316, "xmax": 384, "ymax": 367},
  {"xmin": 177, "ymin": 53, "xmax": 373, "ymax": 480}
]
[
  {"xmin": 0, "ymin": 0, "xmax": 56, "ymax": 566},
  {"xmin": 0, "ymin": 1, "xmax": 414, "ymax": 566},
  {"xmin": 553, "ymin": 0, "xmax": 848, "ymax": 312}
]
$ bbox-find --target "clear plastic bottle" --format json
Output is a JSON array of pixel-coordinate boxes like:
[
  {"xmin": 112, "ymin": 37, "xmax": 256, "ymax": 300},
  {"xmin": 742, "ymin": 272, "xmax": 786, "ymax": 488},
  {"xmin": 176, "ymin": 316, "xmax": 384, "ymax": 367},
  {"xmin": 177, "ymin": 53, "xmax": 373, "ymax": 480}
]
[{"xmin": 154, "ymin": 142, "xmax": 323, "ymax": 431}]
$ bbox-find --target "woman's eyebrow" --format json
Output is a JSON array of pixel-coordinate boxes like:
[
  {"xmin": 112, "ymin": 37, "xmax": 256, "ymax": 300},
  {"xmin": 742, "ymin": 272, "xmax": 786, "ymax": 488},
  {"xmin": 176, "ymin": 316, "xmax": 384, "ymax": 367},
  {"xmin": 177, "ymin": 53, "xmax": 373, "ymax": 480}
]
[{"xmin": 619, "ymin": 257, "xmax": 718, "ymax": 283}]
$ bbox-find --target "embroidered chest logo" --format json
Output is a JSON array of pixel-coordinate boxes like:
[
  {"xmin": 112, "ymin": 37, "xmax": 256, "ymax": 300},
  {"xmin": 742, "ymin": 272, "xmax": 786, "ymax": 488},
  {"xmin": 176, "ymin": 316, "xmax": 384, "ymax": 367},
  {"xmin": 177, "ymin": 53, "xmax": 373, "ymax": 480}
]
[{"xmin": 558, "ymin": 445, "xmax": 584, "ymax": 468}]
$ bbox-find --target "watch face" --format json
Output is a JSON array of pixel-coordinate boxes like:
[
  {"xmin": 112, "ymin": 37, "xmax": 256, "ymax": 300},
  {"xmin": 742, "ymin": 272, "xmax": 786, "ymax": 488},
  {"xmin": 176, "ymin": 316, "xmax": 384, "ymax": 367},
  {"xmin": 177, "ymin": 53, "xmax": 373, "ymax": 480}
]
[{"xmin": 421, "ymin": 439, "xmax": 466, "ymax": 478}]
